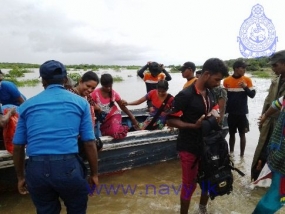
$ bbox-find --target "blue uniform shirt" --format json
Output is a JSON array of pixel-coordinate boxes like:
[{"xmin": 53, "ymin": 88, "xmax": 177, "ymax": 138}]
[
  {"xmin": 0, "ymin": 81, "xmax": 26, "ymax": 106},
  {"xmin": 13, "ymin": 84, "xmax": 95, "ymax": 156}
]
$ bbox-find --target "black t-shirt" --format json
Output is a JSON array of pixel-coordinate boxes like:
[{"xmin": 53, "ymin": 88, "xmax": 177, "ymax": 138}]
[{"xmin": 172, "ymin": 84, "xmax": 216, "ymax": 155}]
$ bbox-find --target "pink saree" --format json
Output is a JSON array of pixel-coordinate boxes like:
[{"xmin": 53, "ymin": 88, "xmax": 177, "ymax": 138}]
[{"xmin": 100, "ymin": 113, "xmax": 129, "ymax": 139}]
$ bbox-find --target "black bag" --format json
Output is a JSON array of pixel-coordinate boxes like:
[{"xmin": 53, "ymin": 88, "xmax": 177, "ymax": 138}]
[{"xmin": 197, "ymin": 130, "xmax": 244, "ymax": 200}]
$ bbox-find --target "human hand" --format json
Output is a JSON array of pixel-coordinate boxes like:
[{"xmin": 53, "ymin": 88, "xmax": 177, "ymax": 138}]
[
  {"xmin": 149, "ymin": 107, "xmax": 155, "ymax": 113},
  {"xmin": 133, "ymin": 122, "xmax": 141, "ymax": 130},
  {"xmin": 94, "ymin": 104, "xmax": 101, "ymax": 112},
  {"xmin": 131, "ymin": 118, "xmax": 139, "ymax": 126},
  {"xmin": 216, "ymin": 117, "xmax": 222, "ymax": 126},
  {"xmin": 238, "ymin": 81, "xmax": 247, "ymax": 88},
  {"xmin": 10, "ymin": 107, "xmax": 17, "ymax": 115},
  {"xmin": 87, "ymin": 175, "xmax": 99, "ymax": 196},
  {"xmin": 147, "ymin": 61, "xmax": 152, "ymax": 66},
  {"xmin": 195, "ymin": 114, "xmax": 205, "ymax": 128},
  {"xmin": 258, "ymin": 114, "xmax": 267, "ymax": 129},
  {"xmin": 17, "ymin": 178, "xmax": 28, "ymax": 195}
]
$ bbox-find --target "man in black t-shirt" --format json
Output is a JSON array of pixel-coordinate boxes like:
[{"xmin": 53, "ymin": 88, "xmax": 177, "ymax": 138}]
[{"xmin": 167, "ymin": 58, "xmax": 229, "ymax": 214}]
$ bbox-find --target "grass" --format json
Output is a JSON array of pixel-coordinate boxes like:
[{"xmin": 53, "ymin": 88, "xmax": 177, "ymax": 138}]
[
  {"xmin": 113, "ymin": 75, "xmax": 123, "ymax": 82},
  {"xmin": 68, "ymin": 73, "xmax": 81, "ymax": 83},
  {"xmin": 169, "ymin": 67, "xmax": 180, "ymax": 73},
  {"xmin": 250, "ymin": 68, "xmax": 275, "ymax": 78},
  {"xmin": 5, "ymin": 78, "xmax": 40, "ymax": 87}
]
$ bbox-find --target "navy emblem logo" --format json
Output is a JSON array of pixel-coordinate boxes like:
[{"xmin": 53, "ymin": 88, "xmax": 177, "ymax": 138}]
[{"xmin": 237, "ymin": 4, "xmax": 278, "ymax": 58}]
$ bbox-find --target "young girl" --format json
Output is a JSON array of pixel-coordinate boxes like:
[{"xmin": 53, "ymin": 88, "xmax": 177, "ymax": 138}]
[
  {"xmin": 122, "ymin": 80, "xmax": 174, "ymax": 130},
  {"xmin": 91, "ymin": 73, "xmax": 139, "ymax": 139}
]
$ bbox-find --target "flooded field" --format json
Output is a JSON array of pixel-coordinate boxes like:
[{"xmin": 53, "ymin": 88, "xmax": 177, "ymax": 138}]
[{"xmin": 1, "ymin": 69, "xmax": 284, "ymax": 213}]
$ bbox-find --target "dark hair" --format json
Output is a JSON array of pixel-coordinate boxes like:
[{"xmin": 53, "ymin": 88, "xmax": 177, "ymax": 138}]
[
  {"xmin": 100, "ymin": 73, "xmax": 114, "ymax": 107},
  {"xmin": 81, "ymin": 71, "xmax": 99, "ymax": 83},
  {"xmin": 202, "ymin": 58, "xmax": 229, "ymax": 77},
  {"xmin": 196, "ymin": 70, "xmax": 202, "ymax": 74},
  {"xmin": 232, "ymin": 60, "xmax": 247, "ymax": 70},
  {"xmin": 100, "ymin": 73, "xmax": 113, "ymax": 86},
  {"xmin": 149, "ymin": 62, "xmax": 162, "ymax": 74},
  {"xmin": 157, "ymin": 80, "xmax": 169, "ymax": 90}
]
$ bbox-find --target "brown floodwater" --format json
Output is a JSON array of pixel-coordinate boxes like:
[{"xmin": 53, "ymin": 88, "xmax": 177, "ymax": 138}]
[{"xmin": 1, "ymin": 70, "xmax": 285, "ymax": 213}]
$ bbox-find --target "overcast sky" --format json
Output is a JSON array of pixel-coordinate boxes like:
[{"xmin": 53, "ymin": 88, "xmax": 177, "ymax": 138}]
[{"xmin": 0, "ymin": 0, "xmax": 284, "ymax": 66}]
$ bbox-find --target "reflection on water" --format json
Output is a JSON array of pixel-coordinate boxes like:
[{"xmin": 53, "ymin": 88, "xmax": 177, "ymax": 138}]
[{"xmin": 1, "ymin": 70, "xmax": 285, "ymax": 213}]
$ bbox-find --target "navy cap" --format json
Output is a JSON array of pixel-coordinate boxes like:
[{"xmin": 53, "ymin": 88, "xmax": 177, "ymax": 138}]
[
  {"xmin": 268, "ymin": 50, "xmax": 285, "ymax": 65},
  {"xmin": 39, "ymin": 60, "xmax": 67, "ymax": 79},
  {"xmin": 179, "ymin": 61, "xmax": 196, "ymax": 71}
]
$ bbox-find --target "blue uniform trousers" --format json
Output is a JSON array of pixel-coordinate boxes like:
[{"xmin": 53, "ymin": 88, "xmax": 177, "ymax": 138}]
[{"xmin": 25, "ymin": 154, "xmax": 88, "ymax": 214}]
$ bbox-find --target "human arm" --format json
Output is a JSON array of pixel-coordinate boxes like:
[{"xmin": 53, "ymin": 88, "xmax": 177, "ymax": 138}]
[
  {"xmin": 217, "ymin": 98, "xmax": 226, "ymax": 125},
  {"xmin": 0, "ymin": 107, "xmax": 16, "ymax": 127},
  {"xmin": 160, "ymin": 64, "xmax": 172, "ymax": 81},
  {"xmin": 238, "ymin": 78, "xmax": 256, "ymax": 98},
  {"xmin": 137, "ymin": 63, "xmax": 149, "ymax": 79},
  {"xmin": 117, "ymin": 100, "xmax": 139, "ymax": 127},
  {"xmin": 83, "ymin": 140, "xmax": 99, "ymax": 195},
  {"xmin": 166, "ymin": 114, "xmax": 205, "ymax": 129},
  {"xmin": 217, "ymin": 88, "xmax": 227, "ymax": 125},
  {"xmin": 13, "ymin": 145, "xmax": 28, "ymax": 194},
  {"xmin": 87, "ymin": 94, "xmax": 101, "ymax": 112},
  {"xmin": 6, "ymin": 82, "xmax": 26, "ymax": 105},
  {"xmin": 259, "ymin": 106, "xmax": 278, "ymax": 126},
  {"xmin": 16, "ymin": 96, "xmax": 25, "ymax": 105},
  {"xmin": 259, "ymin": 97, "xmax": 282, "ymax": 127},
  {"xmin": 123, "ymin": 96, "xmax": 147, "ymax": 106}
]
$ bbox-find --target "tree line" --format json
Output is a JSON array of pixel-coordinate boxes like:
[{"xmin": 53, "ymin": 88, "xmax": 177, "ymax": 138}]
[{"xmin": 0, "ymin": 56, "xmax": 271, "ymax": 72}]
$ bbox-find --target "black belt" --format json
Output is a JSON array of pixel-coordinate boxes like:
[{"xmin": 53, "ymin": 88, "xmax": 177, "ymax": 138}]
[{"xmin": 29, "ymin": 154, "xmax": 76, "ymax": 161}]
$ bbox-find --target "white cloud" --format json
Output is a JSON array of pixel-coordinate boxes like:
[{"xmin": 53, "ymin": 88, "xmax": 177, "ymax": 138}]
[{"xmin": 0, "ymin": 0, "xmax": 284, "ymax": 66}]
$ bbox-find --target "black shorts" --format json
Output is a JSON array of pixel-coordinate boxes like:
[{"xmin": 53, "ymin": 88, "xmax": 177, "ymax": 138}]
[{"xmin": 227, "ymin": 114, "xmax": 249, "ymax": 134}]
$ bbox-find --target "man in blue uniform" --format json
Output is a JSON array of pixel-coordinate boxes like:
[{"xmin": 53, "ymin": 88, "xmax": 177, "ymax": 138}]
[
  {"xmin": 0, "ymin": 70, "xmax": 26, "ymax": 106},
  {"xmin": 13, "ymin": 60, "xmax": 98, "ymax": 214}
]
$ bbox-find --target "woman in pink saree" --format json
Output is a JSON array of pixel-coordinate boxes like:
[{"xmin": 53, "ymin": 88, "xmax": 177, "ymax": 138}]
[{"xmin": 91, "ymin": 73, "xmax": 139, "ymax": 139}]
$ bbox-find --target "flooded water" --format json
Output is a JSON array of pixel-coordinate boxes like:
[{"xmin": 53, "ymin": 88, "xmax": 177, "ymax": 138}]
[{"xmin": 1, "ymin": 69, "xmax": 285, "ymax": 213}]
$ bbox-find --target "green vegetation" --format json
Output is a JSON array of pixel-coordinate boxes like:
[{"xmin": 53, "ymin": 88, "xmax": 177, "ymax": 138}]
[
  {"xmin": 3, "ymin": 67, "xmax": 40, "ymax": 87},
  {"xmin": 224, "ymin": 56, "xmax": 270, "ymax": 71},
  {"xmin": 0, "ymin": 57, "xmax": 272, "ymax": 71},
  {"xmin": 0, "ymin": 56, "xmax": 275, "ymax": 87},
  {"xmin": 0, "ymin": 63, "xmax": 39, "ymax": 69},
  {"xmin": 113, "ymin": 75, "xmax": 123, "ymax": 82},
  {"xmin": 7, "ymin": 78, "xmax": 40, "ymax": 87},
  {"xmin": 68, "ymin": 73, "xmax": 81, "ymax": 83},
  {"xmin": 250, "ymin": 68, "xmax": 275, "ymax": 78}
]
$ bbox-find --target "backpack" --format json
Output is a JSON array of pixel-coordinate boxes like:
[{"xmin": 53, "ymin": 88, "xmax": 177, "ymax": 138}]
[{"xmin": 197, "ymin": 130, "xmax": 245, "ymax": 200}]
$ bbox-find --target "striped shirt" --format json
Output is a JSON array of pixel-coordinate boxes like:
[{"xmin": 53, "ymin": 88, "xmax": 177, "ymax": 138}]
[{"xmin": 223, "ymin": 75, "xmax": 255, "ymax": 114}]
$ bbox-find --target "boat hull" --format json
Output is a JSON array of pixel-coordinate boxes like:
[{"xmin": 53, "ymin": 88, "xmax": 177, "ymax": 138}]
[{"xmin": 95, "ymin": 129, "xmax": 178, "ymax": 175}]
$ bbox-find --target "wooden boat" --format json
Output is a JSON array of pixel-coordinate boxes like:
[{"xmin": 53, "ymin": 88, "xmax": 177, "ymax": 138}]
[
  {"xmin": 0, "ymin": 108, "xmax": 228, "ymax": 190},
  {"xmin": 0, "ymin": 108, "xmax": 178, "ymax": 190},
  {"xmin": 95, "ymin": 108, "xmax": 179, "ymax": 175}
]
